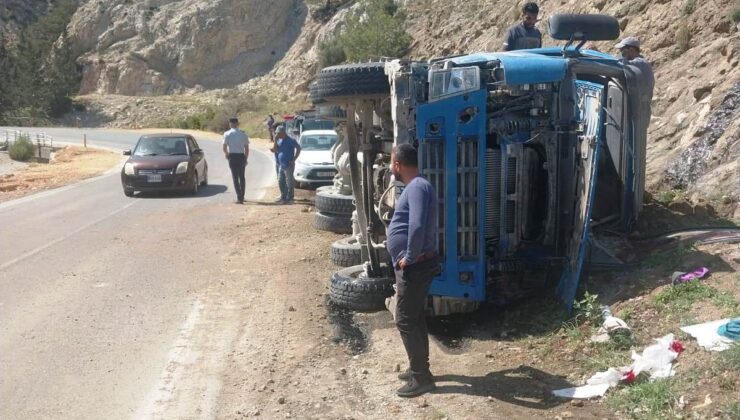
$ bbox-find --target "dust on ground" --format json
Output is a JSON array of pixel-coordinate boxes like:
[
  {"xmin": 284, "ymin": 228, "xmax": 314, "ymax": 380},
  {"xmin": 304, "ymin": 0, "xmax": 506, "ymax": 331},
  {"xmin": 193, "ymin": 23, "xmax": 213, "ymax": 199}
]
[
  {"xmin": 0, "ymin": 146, "xmax": 121, "ymax": 202},
  {"xmin": 183, "ymin": 147, "xmax": 737, "ymax": 420}
]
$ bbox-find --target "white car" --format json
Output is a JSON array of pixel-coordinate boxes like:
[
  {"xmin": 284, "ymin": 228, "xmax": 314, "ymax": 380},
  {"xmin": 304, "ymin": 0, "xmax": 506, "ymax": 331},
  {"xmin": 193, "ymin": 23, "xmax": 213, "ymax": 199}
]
[{"xmin": 294, "ymin": 129, "xmax": 338, "ymax": 189}]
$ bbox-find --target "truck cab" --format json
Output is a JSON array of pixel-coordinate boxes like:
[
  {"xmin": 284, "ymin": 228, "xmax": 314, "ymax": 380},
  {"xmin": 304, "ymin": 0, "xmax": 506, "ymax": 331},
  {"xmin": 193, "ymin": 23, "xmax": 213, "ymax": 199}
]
[{"xmin": 315, "ymin": 15, "xmax": 653, "ymax": 314}]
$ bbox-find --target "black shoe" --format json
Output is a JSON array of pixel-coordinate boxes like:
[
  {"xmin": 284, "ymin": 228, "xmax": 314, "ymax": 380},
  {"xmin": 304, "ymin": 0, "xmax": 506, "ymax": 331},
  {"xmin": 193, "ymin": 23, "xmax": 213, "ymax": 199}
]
[
  {"xmin": 398, "ymin": 368, "xmax": 433, "ymax": 381},
  {"xmin": 396, "ymin": 376, "xmax": 436, "ymax": 398}
]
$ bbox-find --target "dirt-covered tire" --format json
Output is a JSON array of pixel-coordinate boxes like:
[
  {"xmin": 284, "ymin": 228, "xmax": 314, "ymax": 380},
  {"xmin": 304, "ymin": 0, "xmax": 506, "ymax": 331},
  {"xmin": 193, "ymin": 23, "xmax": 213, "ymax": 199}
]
[
  {"xmin": 329, "ymin": 265, "xmax": 395, "ymax": 311},
  {"xmin": 330, "ymin": 236, "xmax": 391, "ymax": 267},
  {"xmin": 330, "ymin": 236, "xmax": 362, "ymax": 267},
  {"xmin": 314, "ymin": 211, "xmax": 352, "ymax": 234},
  {"xmin": 315, "ymin": 188, "xmax": 354, "ymax": 216},
  {"xmin": 315, "ymin": 62, "xmax": 391, "ymax": 102}
]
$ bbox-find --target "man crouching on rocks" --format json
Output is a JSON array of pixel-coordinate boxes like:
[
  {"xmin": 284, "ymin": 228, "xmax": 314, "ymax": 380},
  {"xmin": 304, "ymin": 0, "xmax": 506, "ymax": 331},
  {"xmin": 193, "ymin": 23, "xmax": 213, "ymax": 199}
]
[{"xmin": 387, "ymin": 143, "xmax": 441, "ymax": 398}]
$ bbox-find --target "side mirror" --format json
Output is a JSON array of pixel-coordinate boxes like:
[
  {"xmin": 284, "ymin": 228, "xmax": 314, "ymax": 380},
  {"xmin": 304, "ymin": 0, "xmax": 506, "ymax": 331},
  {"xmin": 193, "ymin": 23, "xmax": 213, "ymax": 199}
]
[
  {"xmin": 123, "ymin": 150, "xmax": 132, "ymax": 156},
  {"xmin": 192, "ymin": 148, "xmax": 203, "ymax": 154}
]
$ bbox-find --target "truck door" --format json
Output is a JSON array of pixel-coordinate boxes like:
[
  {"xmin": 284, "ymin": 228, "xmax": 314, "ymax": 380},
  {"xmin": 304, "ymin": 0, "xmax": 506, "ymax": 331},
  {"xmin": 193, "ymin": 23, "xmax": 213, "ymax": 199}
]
[{"xmin": 556, "ymin": 81, "xmax": 604, "ymax": 308}]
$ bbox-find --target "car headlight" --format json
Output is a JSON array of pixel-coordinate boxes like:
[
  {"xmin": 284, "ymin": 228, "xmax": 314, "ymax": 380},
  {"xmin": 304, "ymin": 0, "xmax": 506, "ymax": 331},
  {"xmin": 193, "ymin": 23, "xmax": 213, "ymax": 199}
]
[
  {"xmin": 175, "ymin": 161, "xmax": 189, "ymax": 174},
  {"xmin": 124, "ymin": 163, "xmax": 135, "ymax": 175}
]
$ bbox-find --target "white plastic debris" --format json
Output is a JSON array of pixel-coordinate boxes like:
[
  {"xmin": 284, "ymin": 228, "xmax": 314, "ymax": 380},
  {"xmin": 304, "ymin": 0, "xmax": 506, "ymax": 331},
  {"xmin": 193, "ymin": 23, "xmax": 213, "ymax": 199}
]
[
  {"xmin": 552, "ymin": 383, "xmax": 610, "ymax": 399},
  {"xmin": 553, "ymin": 334, "xmax": 684, "ymax": 399},
  {"xmin": 681, "ymin": 319, "xmax": 734, "ymax": 352},
  {"xmin": 630, "ymin": 334, "xmax": 680, "ymax": 380},
  {"xmin": 590, "ymin": 306, "xmax": 632, "ymax": 343}
]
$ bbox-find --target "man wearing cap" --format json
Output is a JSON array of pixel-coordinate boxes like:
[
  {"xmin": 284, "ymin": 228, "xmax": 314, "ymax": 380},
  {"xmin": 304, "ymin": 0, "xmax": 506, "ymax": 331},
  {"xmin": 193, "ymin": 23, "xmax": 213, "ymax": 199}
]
[
  {"xmin": 615, "ymin": 36, "xmax": 655, "ymax": 100},
  {"xmin": 502, "ymin": 2, "xmax": 542, "ymax": 51},
  {"xmin": 223, "ymin": 117, "xmax": 249, "ymax": 204},
  {"xmin": 274, "ymin": 126, "xmax": 301, "ymax": 203}
]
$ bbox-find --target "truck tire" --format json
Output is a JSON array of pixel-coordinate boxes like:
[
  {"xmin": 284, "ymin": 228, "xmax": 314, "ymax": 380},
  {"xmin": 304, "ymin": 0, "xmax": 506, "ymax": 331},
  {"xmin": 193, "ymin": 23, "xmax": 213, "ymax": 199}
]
[
  {"xmin": 315, "ymin": 188, "xmax": 354, "ymax": 216},
  {"xmin": 309, "ymin": 81, "xmax": 324, "ymax": 105},
  {"xmin": 314, "ymin": 211, "xmax": 352, "ymax": 234},
  {"xmin": 329, "ymin": 265, "xmax": 395, "ymax": 311},
  {"xmin": 330, "ymin": 236, "xmax": 391, "ymax": 267},
  {"xmin": 330, "ymin": 236, "xmax": 362, "ymax": 267},
  {"xmin": 315, "ymin": 62, "xmax": 391, "ymax": 102}
]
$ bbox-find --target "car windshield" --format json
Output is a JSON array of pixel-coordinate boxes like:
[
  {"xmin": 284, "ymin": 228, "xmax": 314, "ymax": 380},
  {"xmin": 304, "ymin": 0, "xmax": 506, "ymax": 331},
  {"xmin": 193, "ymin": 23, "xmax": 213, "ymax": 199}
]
[
  {"xmin": 300, "ymin": 134, "xmax": 337, "ymax": 151},
  {"xmin": 134, "ymin": 137, "xmax": 189, "ymax": 156},
  {"xmin": 302, "ymin": 119, "xmax": 334, "ymax": 131}
]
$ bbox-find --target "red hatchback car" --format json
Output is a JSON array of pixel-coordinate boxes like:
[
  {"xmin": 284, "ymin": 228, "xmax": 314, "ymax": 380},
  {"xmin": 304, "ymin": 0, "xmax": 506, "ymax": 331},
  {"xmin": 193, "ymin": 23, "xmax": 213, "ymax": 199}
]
[{"xmin": 121, "ymin": 133, "xmax": 208, "ymax": 197}]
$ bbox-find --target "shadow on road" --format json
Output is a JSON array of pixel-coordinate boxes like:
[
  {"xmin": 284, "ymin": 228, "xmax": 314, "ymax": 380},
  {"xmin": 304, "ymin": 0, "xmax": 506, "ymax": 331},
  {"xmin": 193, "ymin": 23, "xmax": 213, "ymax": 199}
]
[
  {"xmin": 243, "ymin": 198, "xmax": 314, "ymax": 207},
  {"xmin": 134, "ymin": 184, "xmax": 227, "ymax": 199},
  {"xmin": 432, "ymin": 365, "xmax": 573, "ymax": 410}
]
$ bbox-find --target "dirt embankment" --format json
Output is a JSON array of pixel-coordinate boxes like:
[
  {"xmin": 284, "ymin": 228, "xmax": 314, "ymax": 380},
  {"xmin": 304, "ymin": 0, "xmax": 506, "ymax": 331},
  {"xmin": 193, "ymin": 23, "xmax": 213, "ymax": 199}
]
[{"xmin": 0, "ymin": 146, "xmax": 121, "ymax": 202}]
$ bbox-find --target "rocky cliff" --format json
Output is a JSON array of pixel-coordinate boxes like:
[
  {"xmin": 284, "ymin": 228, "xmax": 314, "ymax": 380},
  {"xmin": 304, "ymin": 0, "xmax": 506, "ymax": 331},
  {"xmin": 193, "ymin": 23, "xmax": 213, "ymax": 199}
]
[
  {"xmin": 67, "ymin": 0, "xmax": 306, "ymax": 95},
  {"xmin": 0, "ymin": 0, "xmax": 54, "ymax": 37}
]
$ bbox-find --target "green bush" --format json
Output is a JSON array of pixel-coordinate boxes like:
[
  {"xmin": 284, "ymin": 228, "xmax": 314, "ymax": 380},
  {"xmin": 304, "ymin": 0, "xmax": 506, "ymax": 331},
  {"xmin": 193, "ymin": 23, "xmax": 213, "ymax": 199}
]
[
  {"xmin": 9, "ymin": 134, "xmax": 35, "ymax": 161},
  {"xmin": 730, "ymin": 8, "xmax": 740, "ymax": 23},
  {"xmin": 675, "ymin": 23, "xmax": 692, "ymax": 54},
  {"xmin": 339, "ymin": 0, "xmax": 411, "ymax": 61},
  {"xmin": 318, "ymin": 36, "xmax": 347, "ymax": 68},
  {"xmin": 682, "ymin": 0, "xmax": 695, "ymax": 15}
]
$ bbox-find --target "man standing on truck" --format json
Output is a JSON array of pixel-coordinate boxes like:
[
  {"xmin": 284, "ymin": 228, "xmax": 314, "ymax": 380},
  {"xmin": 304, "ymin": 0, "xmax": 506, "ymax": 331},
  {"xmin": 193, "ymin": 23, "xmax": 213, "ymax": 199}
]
[
  {"xmin": 614, "ymin": 36, "xmax": 655, "ymax": 101},
  {"xmin": 222, "ymin": 117, "xmax": 249, "ymax": 204},
  {"xmin": 502, "ymin": 2, "xmax": 542, "ymax": 51},
  {"xmin": 387, "ymin": 144, "xmax": 440, "ymax": 398},
  {"xmin": 274, "ymin": 125, "xmax": 301, "ymax": 203}
]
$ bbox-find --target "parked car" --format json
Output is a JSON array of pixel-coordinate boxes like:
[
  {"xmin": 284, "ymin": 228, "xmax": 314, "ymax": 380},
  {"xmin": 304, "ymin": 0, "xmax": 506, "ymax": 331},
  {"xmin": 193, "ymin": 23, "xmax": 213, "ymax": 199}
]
[
  {"xmin": 294, "ymin": 129, "xmax": 338, "ymax": 188},
  {"xmin": 121, "ymin": 133, "xmax": 208, "ymax": 197}
]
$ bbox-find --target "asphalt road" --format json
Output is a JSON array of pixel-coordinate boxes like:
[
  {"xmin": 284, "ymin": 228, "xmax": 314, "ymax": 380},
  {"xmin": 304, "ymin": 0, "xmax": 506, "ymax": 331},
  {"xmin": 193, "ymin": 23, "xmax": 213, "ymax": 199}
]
[{"xmin": 0, "ymin": 127, "xmax": 275, "ymax": 419}]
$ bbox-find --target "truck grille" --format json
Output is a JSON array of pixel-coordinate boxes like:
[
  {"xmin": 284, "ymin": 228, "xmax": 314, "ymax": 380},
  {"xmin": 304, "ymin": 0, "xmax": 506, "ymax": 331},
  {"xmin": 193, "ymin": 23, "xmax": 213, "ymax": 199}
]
[
  {"xmin": 457, "ymin": 138, "xmax": 479, "ymax": 260},
  {"xmin": 485, "ymin": 148, "xmax": 502, "ymax": 240},
  {"xmin": 421, "ymin": 140, "xmax": 445, "ymax": 258}
]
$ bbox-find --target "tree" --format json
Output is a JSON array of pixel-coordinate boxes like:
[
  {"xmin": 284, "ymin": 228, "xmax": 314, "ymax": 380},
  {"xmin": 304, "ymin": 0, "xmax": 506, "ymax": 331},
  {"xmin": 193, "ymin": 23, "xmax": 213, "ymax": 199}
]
[{"xmin": 339, "ymin": 0, "xmax": 411, "ymax": 62}]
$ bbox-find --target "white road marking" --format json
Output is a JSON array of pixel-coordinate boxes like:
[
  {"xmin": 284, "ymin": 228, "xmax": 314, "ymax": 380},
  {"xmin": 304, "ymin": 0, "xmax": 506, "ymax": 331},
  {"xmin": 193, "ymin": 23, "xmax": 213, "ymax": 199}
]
[
  {"xmin": 134, "ymin": 299, "xmax": 203, "ymax": 420},
  {"xmin": 0, "ymin": 200, "xmax": 138, "ymax": 271}
]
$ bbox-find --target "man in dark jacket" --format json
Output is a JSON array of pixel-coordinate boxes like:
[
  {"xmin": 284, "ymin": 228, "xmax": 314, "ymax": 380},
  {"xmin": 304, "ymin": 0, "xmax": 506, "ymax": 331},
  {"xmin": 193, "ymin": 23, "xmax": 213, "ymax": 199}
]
[{"xmin": 502, "ymin": 2, "xmax": 542, "ymax": 51}]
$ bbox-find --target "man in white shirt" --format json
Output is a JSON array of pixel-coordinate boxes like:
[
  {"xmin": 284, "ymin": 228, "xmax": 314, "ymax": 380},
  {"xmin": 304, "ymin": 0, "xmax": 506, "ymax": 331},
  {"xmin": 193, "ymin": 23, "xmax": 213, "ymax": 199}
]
[{"xmin": 222, "ymin": 117, "xmax": 250, "ymax": 204}]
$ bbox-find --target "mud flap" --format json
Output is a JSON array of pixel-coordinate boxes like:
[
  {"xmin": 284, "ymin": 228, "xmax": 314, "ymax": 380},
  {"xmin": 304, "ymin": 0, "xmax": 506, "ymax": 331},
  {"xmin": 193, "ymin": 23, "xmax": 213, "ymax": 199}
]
[{"xmin": 556, "ymin": 82, "xmax": 604, "ymax": 309}]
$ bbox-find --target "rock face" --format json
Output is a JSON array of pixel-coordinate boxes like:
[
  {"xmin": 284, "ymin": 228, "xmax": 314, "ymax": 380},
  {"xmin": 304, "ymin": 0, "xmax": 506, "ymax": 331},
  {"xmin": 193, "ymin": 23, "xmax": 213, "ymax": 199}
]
[
  {"xmin": 0, "ymin": 0, "xmax": 54, "ymax": 37},
  {"xmin": 68, "ymin": 0, "xmax": 306, "ymax": 95}
]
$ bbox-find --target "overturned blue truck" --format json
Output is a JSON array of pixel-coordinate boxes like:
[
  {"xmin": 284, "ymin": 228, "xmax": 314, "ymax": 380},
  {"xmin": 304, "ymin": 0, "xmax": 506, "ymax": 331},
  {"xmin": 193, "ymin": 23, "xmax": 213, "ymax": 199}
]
[{"xmin": 312, "ymin": 14, "xmax": 654, "ymax": 315}]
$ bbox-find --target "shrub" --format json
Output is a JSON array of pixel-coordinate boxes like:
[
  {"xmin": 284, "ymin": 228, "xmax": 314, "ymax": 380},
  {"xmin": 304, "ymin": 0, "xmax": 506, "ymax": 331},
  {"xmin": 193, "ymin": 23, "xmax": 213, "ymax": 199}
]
[
  {"xmin": 318, "ymin": 36, "xmax": 347, "ymax": 68},
  {"xmin": 682, "ymin": 0, "xmax": 695, "ymax": 15},
  {"xmin": 675, "ymin": 23, "xmax": 691, "ymax": 54},
  {"xmin": 339, "ymin": 0, "xmax": 411, "ymax": 61},
  {"xmin": 9, "ymin": 134, "xmax": 35, "ymax": 161},
  {"xmin": 730, "ymin": 8, "xmax": 740, "ymax": 23}
]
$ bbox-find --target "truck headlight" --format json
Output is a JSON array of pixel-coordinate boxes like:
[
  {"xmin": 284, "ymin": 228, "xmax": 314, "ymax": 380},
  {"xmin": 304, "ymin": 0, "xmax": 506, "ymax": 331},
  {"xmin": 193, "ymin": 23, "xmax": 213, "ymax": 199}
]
[
  {"xmin": 429, "ymin": 66, "xmax": 480, "ymax": 102},
  {"xmin": 175, "ymin": 161, "xmax": 189, "ymax": 174},
  {"xmin": 124, "ymin": 163, "xmax": 135, "ymax": 175}
]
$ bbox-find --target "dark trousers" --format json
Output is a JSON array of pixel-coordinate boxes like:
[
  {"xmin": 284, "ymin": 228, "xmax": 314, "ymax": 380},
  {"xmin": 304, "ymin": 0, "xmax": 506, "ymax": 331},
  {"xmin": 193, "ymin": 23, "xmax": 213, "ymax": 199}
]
[
  {"xmin": 228, "ymin": 153, "xmax": 246, "ymax": 200},
  {"xmin": 394, "ymin": 256, "xmax": 440, "ymax": 379}
]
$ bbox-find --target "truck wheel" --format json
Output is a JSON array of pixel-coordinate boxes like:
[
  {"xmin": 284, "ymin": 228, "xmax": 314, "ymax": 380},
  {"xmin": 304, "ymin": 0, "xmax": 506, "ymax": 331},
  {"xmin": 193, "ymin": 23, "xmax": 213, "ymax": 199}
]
[
  {"xmin": 315, "ymin": 62, "xmax": 391, "ymax": 102},
  {"xmin": 315, "ymin": 188, "xmax": 354, "ymax": 216},
  {"xmin": 330, "ymin": 236, "xmax": 363, "ymax": 267},
  {"xmin": 330, "ymin": 236, "xmax": 391, "ymax": 267},
  {"xmin": 314, "ymin": 211, "xmax": 352, "ymax": 234},
  {"xmin": 309, "ymin": 81, "xmax": 325, "ymax": 105},
  {"xmin": 329, "ymin": 265, "xmax": 395, "ymax": 311}
]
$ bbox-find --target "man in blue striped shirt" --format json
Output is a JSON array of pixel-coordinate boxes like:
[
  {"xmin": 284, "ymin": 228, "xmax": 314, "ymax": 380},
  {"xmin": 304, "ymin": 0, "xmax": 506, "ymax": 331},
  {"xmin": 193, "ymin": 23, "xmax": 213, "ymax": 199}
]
[{"xmin": 387, "ymin": 143, "xmax": 440, "ymax": 398}]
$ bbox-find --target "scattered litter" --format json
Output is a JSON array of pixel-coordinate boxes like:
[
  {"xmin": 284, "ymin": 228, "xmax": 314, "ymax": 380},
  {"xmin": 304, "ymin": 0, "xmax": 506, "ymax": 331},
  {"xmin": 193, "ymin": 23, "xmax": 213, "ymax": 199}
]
[
  {"xmin": 590, "ymin": 306, "xmax": 632, "ymax": 343},
  {"xmin": 717, "ymin": 318, "xmax": 740, "ymax": 341},
  {"xmin": 552, "ymin": 383, "xmax": 610, "ymax": 399},
  {"xmin": 681, "ymin": 319, "xmax": 735, "ymax": 352},
  {"xmin": 553, "ymin": 334, "xmax": 683, "ymax": 399},
  {"xmin": 671, "ymin": 267, "xmax": 709, "ymax": 285}
]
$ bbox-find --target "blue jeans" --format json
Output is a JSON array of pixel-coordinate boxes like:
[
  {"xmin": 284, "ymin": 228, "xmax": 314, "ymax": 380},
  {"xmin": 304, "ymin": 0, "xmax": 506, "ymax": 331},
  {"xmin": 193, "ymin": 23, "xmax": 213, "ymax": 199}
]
[{"xmin": 278, "ymin": 164, "xmax": 295, "ymax": 201}]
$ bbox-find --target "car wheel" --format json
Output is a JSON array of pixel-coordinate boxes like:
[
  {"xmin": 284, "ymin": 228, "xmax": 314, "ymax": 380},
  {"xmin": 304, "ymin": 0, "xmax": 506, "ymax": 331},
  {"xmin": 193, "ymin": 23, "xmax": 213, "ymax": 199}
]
[
  {"xmin": 315, "ymin": 188, "xmax": 354, "ymax": 216},
  {"xmin": 201, "ymin": 164, "xmax": 208, "ymax": 186},
  {"xmin": 190, "ymin": 171, "xmax": 199, "ymax": 196},
  {"xmin": 123, "ymin": 189, "xmax": 134, "ymax": 197},
  {"xmin": 314, "ymin": 211, "xmax": 352, "ymax": 234},
  {"xmin": 329, "ymin": 264, "xmax": 395, "ymax": 311},
  {"xmin": 315, "ymin": 62, "xmax": 391, "ymax": 103}
]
